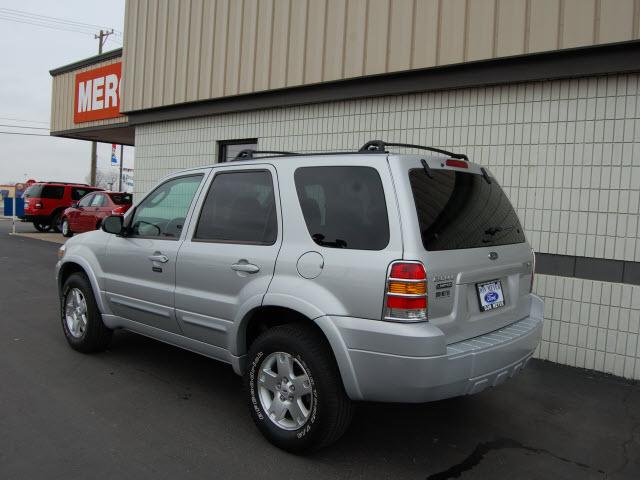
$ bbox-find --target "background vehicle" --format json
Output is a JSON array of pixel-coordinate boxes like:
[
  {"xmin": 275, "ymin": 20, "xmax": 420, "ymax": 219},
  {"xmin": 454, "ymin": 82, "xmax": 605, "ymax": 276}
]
[
  {"xmin": 23, "ymin": 182, "xmax": 102, "ymax": 232},
  {"xmin": 56, "ymin": 141, "xmax": 542, "ymax": 453},
  {"xmin": 61, "ymin": 192, "xmax": 132, "ymax": 238}
]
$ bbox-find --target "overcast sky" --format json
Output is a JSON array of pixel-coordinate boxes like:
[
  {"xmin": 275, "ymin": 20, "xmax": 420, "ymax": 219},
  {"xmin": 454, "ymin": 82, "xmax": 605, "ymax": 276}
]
[{"xmin": 0, "ymin": 0, "xmax": 133, "ymax": 185}]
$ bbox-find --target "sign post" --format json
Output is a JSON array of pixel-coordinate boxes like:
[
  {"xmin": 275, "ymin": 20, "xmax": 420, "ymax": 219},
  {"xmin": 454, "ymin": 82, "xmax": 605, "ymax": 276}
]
[{"xmin": 12, "ymin": 194, "xmax": 16, "ymax": 235}]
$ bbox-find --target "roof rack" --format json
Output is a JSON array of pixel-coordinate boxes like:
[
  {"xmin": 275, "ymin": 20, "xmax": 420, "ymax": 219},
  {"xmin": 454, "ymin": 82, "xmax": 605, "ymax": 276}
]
[
  {"xmin": 358, "ymin": 140, "xmax": 469, "ymax": 161},
  {"xmin": 232, "ymin": 149, "xmax": 298, "ymax": 161}
]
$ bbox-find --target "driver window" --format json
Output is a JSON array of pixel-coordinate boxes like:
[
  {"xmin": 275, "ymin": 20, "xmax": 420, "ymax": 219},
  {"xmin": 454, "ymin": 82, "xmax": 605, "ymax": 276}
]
[
  {"xmin": 78, "ymin": 194, "xmax": 93, "ymax": 207},
  {"xmin": 130, "ymin": 175, "xmax": 203, "ymax": 239}
]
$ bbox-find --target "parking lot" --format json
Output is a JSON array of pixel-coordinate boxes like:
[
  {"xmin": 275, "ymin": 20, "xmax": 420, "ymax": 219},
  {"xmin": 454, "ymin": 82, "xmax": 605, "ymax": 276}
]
[{"xmin": 1, "ymin": 218, "xmax": 638, "ymax": 480}]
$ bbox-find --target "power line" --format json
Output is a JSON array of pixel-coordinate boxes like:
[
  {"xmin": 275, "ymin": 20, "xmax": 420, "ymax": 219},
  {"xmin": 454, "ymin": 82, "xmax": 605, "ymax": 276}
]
[
  {"xmin": 0, "ymin": 116, "xmax": 49, "ymax": 125},
  {"xmin": 0, "ymin": 8, "xmax": 122, "ymax": 35},
  {"xmin": 0, "ymin": 124, "xmax": 49, "ymax": 130},
  {"xmin": 0, "ymin": 15, "xmax": 96, "ymax": 36},
  {"xmin": 0, "ymin": 131, "xmax": 50, "ymax": 137}
]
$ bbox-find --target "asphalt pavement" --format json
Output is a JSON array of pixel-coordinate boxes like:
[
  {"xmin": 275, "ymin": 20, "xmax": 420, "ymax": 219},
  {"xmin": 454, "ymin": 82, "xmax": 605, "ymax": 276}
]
[{"xmin": 1, "ymin": 219, "xmax": 639, "ymax": 479}]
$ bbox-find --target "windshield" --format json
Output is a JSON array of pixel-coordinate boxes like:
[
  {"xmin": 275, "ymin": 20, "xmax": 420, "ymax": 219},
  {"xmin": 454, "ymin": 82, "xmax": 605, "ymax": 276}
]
[{"xmin": 409, "ymin": 168, "xmax": 526, "ymax": 251}]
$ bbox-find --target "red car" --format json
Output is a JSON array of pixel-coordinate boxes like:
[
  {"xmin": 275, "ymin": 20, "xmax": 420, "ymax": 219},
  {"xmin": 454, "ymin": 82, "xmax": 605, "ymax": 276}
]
[
  {"xmin": 23, "ymin": 182, "xmax": 103, "ymax": 232},
  {"xmin": 61, "ymin": 191, "xmax": 133, "ymax": 237}
]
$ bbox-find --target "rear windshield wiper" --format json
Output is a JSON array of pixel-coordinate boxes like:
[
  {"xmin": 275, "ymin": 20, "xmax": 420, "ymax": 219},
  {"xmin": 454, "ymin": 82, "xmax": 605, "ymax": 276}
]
[
  {"xmin": 420, "ymin": 158, "xmax": 434, "ymax": 179},
  {"xmin": 482, "ymin": 225, "xmax": 515, "ymax": 242}
]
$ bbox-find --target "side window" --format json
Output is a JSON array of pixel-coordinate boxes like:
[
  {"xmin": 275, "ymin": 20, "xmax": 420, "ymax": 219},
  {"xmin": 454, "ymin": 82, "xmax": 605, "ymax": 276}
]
[
  {"xmin": 91, "ymin": 194, "xmax": 106, "ymax": 207},
  {"xmin": 78, "ymin": 194, "xmax": 94, "ymax": 207},
  {"xmin": 42, "ymin": 185, "xmax": 65, "ymax": 199},
  {"xmin": 194, "ymin": 170, "xmax": 277, "ymax": 245},
  {"xmin": 294, "ymin": 166, "xmax": 390, "ymax": 250},
  {"xmin": 130, "ymin": 175, "xmax": 203, "ymax": 239},
  {"xmin": 72, "ymin": 187, "xmax": 93, "ymax": 200}
]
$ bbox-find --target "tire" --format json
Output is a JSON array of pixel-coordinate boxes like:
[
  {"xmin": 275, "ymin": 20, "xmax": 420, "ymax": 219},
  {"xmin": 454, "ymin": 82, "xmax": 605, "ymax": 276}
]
[
  {"xmin": 244, "ymin": 323, "xmax": 353, "ymax": 453},
  {"xmin": 61, "ymin": 218, "xmax": 73, "ymax": 237},
  {"xmin": 60, "ymin": 272, "xmax": 112, "ymax": 353},
  {"xmin": 33, "ymin": 221, "xmax": 51, "ymax": 232},
  {"xmin": 51, "ymin": 211, "xmax": 63, "ymax": 233}
]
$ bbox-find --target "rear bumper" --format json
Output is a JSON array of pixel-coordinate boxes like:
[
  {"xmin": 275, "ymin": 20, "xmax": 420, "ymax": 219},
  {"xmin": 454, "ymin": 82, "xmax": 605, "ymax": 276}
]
[{"xmin": 316, "ymin": 294, "xmax": 544, "ymax": 403}]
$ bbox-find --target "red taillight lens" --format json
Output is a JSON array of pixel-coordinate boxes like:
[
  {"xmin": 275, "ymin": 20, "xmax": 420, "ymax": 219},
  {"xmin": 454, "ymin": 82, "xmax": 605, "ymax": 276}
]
[
  {"xmin": 445, "ymin": 159, "xmax": 468, "ymax": 169},
  {"xmin": 390, "ymin": 262, "xmax": 426, "ymax": 280},
  {"xmin": 112, "ymin": 206, "xmax": 127, "ymax": 215},
  {"xmin": 384, "ymin": 261, "xmax": 428, "ymax": 322}
]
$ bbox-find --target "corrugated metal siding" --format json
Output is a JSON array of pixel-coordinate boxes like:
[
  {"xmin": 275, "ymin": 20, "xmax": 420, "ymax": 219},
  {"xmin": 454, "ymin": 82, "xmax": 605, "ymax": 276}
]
[
  {"xmin": 50, "ymin": 56, "xmax": 128, "ymax": 133},
  {"xmin": 121, "ymin": 0, "xmax": 640, "ymax": 112}
]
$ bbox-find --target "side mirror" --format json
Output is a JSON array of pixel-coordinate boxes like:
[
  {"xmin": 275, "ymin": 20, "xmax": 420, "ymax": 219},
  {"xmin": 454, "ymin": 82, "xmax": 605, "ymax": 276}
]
[
  {"xmin": 102, "ymin": 215, "xmax": 124, "ymax": 235},
  {"xmin": 71, "ymin": 202, "xmax": 79, "ymax": 208}
]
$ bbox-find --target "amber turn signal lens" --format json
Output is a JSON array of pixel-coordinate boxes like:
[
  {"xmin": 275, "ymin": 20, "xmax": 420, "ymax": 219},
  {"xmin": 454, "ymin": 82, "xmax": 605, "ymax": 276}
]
[{"xmin": 388, "ymin": 281, "xmax": 427, "ymax": 295}]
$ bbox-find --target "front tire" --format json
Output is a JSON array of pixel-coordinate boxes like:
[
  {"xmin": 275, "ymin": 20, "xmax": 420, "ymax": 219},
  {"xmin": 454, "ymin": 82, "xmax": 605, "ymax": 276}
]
[
  {"xmin": 33, "ymin": 221, "xmax": 51, "ymax": 232},
  {"xmin": 61, "ymin": 272, "xmax": 112, "ymax": 353},
  {"xmin": 244, "ymin": 323, "xmax": 353, "ymax": 453},
  {"xmin": 61, "ymin": 218, "xmax": 73, "ymax": 237}
]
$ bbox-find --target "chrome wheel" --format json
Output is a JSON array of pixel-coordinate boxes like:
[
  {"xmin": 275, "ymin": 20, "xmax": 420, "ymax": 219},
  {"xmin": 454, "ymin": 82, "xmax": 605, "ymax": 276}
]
[
  {"xmin": 62, "ymin": 219, "xmax": 69, "ymax": 236},
  {"xmin": 257, "ymin": 351, "xmax": 314, "ymax": 431},
  {"xmin": 65, "ymin": 288, "xmax": 88, "ymax": 338}
]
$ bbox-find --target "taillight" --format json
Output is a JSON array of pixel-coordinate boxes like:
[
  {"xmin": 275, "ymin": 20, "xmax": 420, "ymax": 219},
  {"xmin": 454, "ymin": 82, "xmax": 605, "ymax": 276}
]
[
  {"xmin": 384, "ymin": 261, "xmax": 428, "ymax": 322},
  {"xmin": 530, "ymin": 249, "xmax": 536, "ymax": 293},
  {"xmin": 112, "ymin": 206, "xmax": 127, "ymax": 215}
]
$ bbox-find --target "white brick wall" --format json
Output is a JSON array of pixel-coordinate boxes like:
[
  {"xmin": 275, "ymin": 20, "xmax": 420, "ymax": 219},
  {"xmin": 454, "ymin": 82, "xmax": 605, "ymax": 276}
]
[{"xmin": 135, "ymin": 72, "xmax": 640, "ymax": 379}]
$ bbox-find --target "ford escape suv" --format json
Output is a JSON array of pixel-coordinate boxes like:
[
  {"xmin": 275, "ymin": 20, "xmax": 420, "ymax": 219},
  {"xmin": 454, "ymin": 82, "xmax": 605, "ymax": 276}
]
[{"xmin": 55, "ymin": 140, "xmax": 543, "ymax": 453}]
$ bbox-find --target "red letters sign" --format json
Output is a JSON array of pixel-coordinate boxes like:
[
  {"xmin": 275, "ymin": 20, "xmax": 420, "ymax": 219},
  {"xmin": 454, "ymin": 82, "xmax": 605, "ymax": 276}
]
[{"xmin": 73, "ymin": 62, "xmax": 124, "ymax": 124}]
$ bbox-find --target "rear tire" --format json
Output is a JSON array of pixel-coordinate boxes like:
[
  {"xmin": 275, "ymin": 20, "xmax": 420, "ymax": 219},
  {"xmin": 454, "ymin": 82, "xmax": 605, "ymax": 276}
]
[
  {"xmin": 244, "ymin": 323, "xmax": 353, "ymax": 453},
  {"xmin": 61, "ymin": 218, "xmax": 73, "ymax": 237},
  {"xmin": 33, "ymin": 221, "xmax": 51, "ymax": 232},
  {"xmin": 51, "ymin": 211, "xmax": 63, "ymax": 233},
  {"xmin": 60, "ymin": 272, "xmax": 112, "ymax": 353}
]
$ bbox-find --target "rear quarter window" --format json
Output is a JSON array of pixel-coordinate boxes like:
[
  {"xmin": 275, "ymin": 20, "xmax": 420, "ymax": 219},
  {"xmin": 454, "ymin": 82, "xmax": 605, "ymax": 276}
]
[
  {"xmin": 41, "ymin": 185, "xmax": 65, "ymax": 199},
  {"xmin": 109, "ymin": 193, "xmax": 132, "ymax": 205},
  {"xmin": 294, "ymin": 166, "xmax": 389, "ymax": 250}
]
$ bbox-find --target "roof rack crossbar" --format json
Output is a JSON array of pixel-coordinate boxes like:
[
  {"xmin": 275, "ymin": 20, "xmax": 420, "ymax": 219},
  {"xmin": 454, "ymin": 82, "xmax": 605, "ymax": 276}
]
[
  {"xmin": 358, "ymin": 140, "xmax": 469, "ymax": 161},
  {"xmin": 232, "ymin": 149, "xmax": 298, "ymax": 161}
]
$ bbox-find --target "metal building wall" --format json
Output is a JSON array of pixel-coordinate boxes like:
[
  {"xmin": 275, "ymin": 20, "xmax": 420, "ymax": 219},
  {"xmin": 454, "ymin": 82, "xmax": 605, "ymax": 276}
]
[{"xmin": 121, "ymin": 0, "xmax": 640, "ymax": 112}]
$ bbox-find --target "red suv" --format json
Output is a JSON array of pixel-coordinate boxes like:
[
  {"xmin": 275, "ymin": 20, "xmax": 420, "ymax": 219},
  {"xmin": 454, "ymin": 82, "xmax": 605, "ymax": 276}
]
[
  {"xmin": 61, "ymin": 191, "xmax": 133, "ymax": 237},
  {"xmin": 23, "ymin": 182, "xmax": 103, "ymax": 232}
]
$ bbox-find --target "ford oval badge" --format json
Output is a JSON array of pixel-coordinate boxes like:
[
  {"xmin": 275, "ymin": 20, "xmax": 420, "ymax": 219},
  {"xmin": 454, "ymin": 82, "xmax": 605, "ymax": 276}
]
[{"xmin": 488, "ymin": 252, "xmax": 498, "ymax": 260}]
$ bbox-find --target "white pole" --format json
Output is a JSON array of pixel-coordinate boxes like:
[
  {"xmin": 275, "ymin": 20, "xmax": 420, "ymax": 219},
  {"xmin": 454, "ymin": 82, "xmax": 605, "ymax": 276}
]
[{"xmin": 12, "ymin": 194, "xmax": 16, "ymax": 235}]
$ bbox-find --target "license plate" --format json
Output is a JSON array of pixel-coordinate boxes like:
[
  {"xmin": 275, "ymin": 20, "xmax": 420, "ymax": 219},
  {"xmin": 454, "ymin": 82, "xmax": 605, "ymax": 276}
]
[{"xmin": 476, "ymin": 280, "xmax": 505, "ymax": 312}]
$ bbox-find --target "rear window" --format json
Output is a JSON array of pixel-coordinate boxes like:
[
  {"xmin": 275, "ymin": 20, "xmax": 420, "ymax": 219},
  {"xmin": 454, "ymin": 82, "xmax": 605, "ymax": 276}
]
[
  {"xmin": 409, "ymin": 168, "xmax": 525, "ymax": 251},
  {"xmin": 295, "ymin": 166, "xmax": 389, "ymax": 250},
  {"xmin": 25, "ymin": 185, "xmax": 64, "ymax": 199},
  {"xmin": 109, "ymin": 193, "xmax": 132, "ymax": 205}
]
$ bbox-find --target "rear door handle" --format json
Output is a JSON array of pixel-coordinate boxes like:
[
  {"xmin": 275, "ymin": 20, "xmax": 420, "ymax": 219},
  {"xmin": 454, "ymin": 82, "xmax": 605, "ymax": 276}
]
[
  {"xmin": 231, "ymin": 262, "xmax": 260, "ymax": 274},
  {"xmin": 148, "ymin": 254, "xmax": 169, "ymax": 263}
]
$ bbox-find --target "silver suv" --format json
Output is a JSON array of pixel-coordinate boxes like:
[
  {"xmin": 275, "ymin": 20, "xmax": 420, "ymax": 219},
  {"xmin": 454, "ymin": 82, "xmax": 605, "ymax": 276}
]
[{"xmin": 56, "ymin": 140, "xmax": 543, "ymax": 453}]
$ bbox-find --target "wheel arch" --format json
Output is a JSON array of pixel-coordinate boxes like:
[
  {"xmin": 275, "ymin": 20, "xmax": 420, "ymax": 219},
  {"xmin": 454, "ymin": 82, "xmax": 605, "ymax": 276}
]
[
  {"xmin": 57, "ymin": 259, "xmax": 107, "ymax": 313},
  {"xmin": 235, "ymin": 305, "xmax": 362, "ymax": 400}
]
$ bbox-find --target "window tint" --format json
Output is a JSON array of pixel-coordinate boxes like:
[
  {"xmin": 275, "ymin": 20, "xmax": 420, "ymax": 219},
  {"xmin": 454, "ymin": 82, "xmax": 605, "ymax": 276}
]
[
  {"xmin": 130, "ymin": 175, "xmax": 203, "ymax": 239},
  {"xmin": 91, "ymin": 194, "xmax": 107, "ymax": 207},
  {"xmin": 409, "ymin": 169, "xmax": 526, "ymax": 251},
  {"xmin": 109, "ymin": 193, "xmax": 132, "ymax": 205},
  {"xmin": 72, "ymin": 187, "xmax": 96, "ymax": 200},
  {"xmin": 41, "ymin": 185, "xmax": 65, "ymax": 199},
  {"xmin": 195, "ymin": 170, "xmax": 277, "ymax": 244},
  {"xmin": 294, "ymin": 166, "xmax": 389, "ymax": 250},
  {"xmin": 78, "ymin": 194, "xmax": 94, "ymax": 207}
]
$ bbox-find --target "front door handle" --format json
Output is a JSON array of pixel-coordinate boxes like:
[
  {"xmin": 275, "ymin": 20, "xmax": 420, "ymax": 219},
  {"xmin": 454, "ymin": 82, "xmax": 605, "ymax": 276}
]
[
  {"xmin": 148, "ymin": 253, "xmax": 169, "ymax": 263},
  {"xmin": 231, "ymin": 262, "xmax": 260, "ymax": 274}
]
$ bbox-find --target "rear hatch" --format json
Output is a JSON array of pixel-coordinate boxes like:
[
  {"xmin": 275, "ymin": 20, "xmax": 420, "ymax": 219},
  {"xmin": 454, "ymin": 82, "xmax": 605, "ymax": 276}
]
[{"xmin": 390, "ymin": 155, "xmax": 534, "ymax": 344}]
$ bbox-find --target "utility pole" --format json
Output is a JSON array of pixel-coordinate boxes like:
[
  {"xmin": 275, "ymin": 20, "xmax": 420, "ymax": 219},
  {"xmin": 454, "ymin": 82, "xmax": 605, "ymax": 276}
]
[
  {"xmin": 89, "ymin": 29, "xmax": 114, "ymax": 186},
  {"xmin": 118, "ymin": 144, "xmax": 124, "ymax": 191}
]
